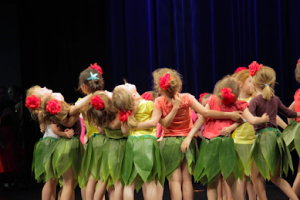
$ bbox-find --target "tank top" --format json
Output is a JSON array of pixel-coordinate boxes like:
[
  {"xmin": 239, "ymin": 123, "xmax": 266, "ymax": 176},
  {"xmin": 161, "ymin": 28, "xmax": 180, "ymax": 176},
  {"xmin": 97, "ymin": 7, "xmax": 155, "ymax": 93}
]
[{"xmin": 43, "ymin": 124, "xmax": 60, "ymax": 139}]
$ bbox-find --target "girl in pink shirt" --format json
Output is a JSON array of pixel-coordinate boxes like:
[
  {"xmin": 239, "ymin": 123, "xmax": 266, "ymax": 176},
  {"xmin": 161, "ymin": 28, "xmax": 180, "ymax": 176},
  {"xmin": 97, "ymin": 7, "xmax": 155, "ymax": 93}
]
[
  {"xmin": 181, "ymin": 75, "xmax": 269, "ymax": 200},
  {"xmin": 135, "ymin": 68, "xmax": 243, "ymax": 200}
]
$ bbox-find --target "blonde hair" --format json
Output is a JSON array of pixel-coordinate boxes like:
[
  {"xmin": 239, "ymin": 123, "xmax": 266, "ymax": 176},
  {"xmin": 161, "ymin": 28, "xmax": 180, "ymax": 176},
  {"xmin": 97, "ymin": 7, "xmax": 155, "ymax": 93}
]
[
  {"xmin": 112, "ymin": 87, "xmax": 139, "ymax": 129},
  {"xmin": 252, "ymin": 66, "xmax": 275, "ymax": 101},
  {"xmin": 152, "ymin": 68, "xmax": 182, "ymax": 98},
  {"xmin": 26, "ymin": 85, "xmax": 43, "ymax": 120},
  {"xmin": 40, "ymin": 96, "xmax": 71, "ymax": 125},
  {"xmin": 232, "ymin": 69, "xmax": 250, "ymax": 86},
  {"xmin": 87, "ymin": 92, "xmax": 118, "ymax": 127},
  {"xmin": 213, "ymin": 75, "xmax": 240, "ymax": 103},
  {"xmin": 295, "ymin": 63, "xmax": 300, "ymax": 83}
]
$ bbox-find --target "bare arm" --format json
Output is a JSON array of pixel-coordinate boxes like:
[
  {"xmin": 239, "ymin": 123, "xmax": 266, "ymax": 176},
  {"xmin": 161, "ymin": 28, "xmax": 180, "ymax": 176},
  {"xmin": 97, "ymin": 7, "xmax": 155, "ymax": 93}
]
[
  {"xmin": 220, "ymin": 122, "xmax": 241, "ymax": 137},
  {"xmin": 69, "ymin": 94, "xmax": 92, "ymax": 116},
  {"xmin": 108, "ymin": 117, "xmax": 121, "ymax": 130},
  {"xmin": 51, "ymin": 124, "xmax": 74, "ymax": 138},
  {"xmin": 191, "ymin": 99, "xmax": 242, "ymax": 121},
  {"xmin": 60, "ymin": 112, "xmax": 80, "ymax": 127},
  {"xmin": 242, "ymin": 108, "xmax": 269, "ymax": 125},
  {"xmin": 276, "ymin": 115, "xmax": 287, "ymax": 129},
  {"xmin": 288, "ymin": 101, "xmax": 295, "ymax": 124}
]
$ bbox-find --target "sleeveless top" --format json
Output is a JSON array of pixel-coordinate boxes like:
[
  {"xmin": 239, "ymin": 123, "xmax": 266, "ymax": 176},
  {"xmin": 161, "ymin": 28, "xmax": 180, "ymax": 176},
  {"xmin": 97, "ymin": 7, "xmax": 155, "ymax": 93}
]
[
  {"xmin": 294, "ymin": 89, "xmax": 300, "ymax": 122},
  {"xmin": 43, "ymin": 124, "xmax": 60, "ymax": 139}
]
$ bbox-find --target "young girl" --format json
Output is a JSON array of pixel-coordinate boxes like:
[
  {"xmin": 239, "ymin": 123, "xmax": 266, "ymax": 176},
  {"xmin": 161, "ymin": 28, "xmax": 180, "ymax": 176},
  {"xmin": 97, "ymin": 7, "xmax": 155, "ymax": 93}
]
[
  {"xmin": 112, "ymin": 83, "xmax": 171, "ymax": 200},
  {"xmin": 134, "ymin": 68, "xmax": 243, "ymax": 200},
  {"xmin": 246, "ymin": 62, "xmax": 300, "ymax": 200},
  {"xmin": 281, "ymin": 59, "xmax": 300, "ymax": 197},
  {"xmin": 181, "ymin": 74, "xmax": 269, "ymax": 200},
  {"xmin": 86, "ymin": 91, "xmax": 126, "ymax": 200},
  {"xmin": 76, "ymin": 64, "xmax": 106, "ymax": 200}
]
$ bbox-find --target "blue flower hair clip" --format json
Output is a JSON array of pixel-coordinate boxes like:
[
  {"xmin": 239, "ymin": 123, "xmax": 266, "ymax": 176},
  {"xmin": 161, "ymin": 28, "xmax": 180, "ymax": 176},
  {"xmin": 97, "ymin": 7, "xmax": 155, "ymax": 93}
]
[{"xmin": 87, "ymin": 72, "xmax": 100, "ymax": 81}]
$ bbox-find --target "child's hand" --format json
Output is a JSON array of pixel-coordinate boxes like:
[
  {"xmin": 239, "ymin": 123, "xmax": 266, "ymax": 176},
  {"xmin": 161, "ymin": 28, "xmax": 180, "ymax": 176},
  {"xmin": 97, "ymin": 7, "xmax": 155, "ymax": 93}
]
[
  {"xmin": 229, "ymin": 111, "xmax": 243, "ymax": 121},
  {"xmin": 172, "ymin": 93, "xmax": 182, "ymax": 109},
  {"xmin": 196, "ymin": 131, "xmax": 203, "ymax": 138},
  {"xmin": 220, "ymin": 127, "xmax": 230, "ymax": 137},
  {"xmin": 157, "ymin": 135, "xmax": 163, "ymax": 142},
  {"xmin": 181, "ymin": 137, "xmax": 192, "ymax": 153},
  {"xmin": 83, "ymin": 134, "xmax": 89, "ymax": 144},
  {"xmin": 64, "ymin": 128, "xmax": 74, "ymax": 138},
  {"xmin": 262, "ymin": 113, "xmax": 269, "ymax": 123},
  {"xmin": 40, "ymin": 124, "xmax": 45, "ymax": 133}
]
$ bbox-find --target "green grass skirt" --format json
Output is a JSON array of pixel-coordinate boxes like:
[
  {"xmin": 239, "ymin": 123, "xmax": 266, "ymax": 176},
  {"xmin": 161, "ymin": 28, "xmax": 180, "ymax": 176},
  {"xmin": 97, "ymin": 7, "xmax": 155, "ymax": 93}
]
[
  {"xmin": 79, "ymin": 134, "xmax": 106, "ymax": 188},
  {"xmin": 194, "ymin": 137, "xmax": 240, "ymax": 184},
  {"xmin": 52, "ymin": 136, "xmax": 83, "ymax": 186},
  {"xmin": 100, "ymin": 137, "xmax": 127, "ymax": 190},
  {"xmin": 121, "ymin": 135, "xmax": 165, "ymax": 192},
  {"xmin": 234, "ymin": 143, "xmax": 252, "ymax": 177},
  {"xmin": 159, "ymin": 137, "xmax": 198, "ymax": 180},
  {"xmin": 246, "ymin": 128, "xmax": 294, "ymax": 180},
  {"xmin": 282, "ymin": 121, "xmax": 300, "ymax": 155},
  {"xmin": 32, "ymin": 137, "xmax": 59, "ymax": 183}
]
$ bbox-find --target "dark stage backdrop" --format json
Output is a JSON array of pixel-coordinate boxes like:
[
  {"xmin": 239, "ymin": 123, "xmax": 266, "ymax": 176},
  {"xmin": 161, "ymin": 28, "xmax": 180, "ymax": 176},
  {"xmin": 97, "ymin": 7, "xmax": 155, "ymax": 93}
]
[{"xmin": 15, "ymin": 0, "xmax": 300, "ymax": 184}]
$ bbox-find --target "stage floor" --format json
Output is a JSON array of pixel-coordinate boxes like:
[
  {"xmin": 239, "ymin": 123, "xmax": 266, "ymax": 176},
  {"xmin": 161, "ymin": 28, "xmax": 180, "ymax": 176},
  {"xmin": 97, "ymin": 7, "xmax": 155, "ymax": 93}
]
[{"xmin": 0, "ymin": 183, "xmax": 290, "ymax": 200}]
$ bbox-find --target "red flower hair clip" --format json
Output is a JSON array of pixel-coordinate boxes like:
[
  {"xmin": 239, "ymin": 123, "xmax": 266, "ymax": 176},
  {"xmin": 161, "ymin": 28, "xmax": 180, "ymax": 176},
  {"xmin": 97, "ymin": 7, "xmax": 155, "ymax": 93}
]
[
  {"xmin": 118, "ymin": 110, "xmax": 131, "ymax": 123},
  {"xmin": 89, "ymin": 63, "xmax": 103, "ymax": 75},
  {"xmin": 221, "ymin": 88, "xmax": 235, "ymax": 105},
  {"xmin": 248, "ymin": 61, "xmax": 263, "ymax": 76},
  {"xmin": 46, "ymin": 99, "xmax": 62, "ymax": 115},
  {"xmin": 234, "ymin": 67, "xmax": 247, "ymax": 74},
  {"xmin": 297, "ymin": 59, "xmax": 300, "ymax": 66},
  {"xmin": 141, "ymin": 92, "xmax": 153, "ymax": 101},
  {"xmin": 198, "ymin": 93, "xmax": 208, "ymax": 103},
  {"xmin": 159, "ymin": 73, "xmax": 171, "ymax": 90},
  {"xmin": 91, "ymin": 95, "xmax": 104, "ymax": 110},
  {"xmin": 25, "ymin": 95, "xmax": 41, "ymax": 110}
]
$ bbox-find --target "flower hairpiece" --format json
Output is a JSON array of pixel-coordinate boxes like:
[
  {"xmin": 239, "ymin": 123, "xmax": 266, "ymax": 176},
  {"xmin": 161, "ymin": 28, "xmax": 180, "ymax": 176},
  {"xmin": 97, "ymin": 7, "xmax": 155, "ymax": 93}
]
[
  {"xmin": 89, "ymin": 63, "xmax": 103, "ymax": 75},
  {"xmin": 118, "ymin": 110, "xmax": 131, "ymax": 123},
  {"xmin": 25, "ymin": 95, "xmax": 41, "ymax": 110},
  {"xmin": 159, "ymin": 73, "xmax": 171, "ymax": 90},
  {"xmin": 141, "ymin": 92, "xmax": 153, "ymax": 101},
  {"xmin": 91, "ymin": 95, "xmax": 104, "ymax": 110},
  {"xmin": 221, "ymin": 88, "xmax": 235, "ymax": 105},
  {"xmin": 46, "ymin": 99, "xmax": 61, "ymax": 115},
  {"xmin": 87, "ymin": 72, "xmax": 100, "ymax": 81},
  {"xmin": 234, "ymin": 67, "xmax": 247, "ymax": 74},
  {"xmin": 248, "ymin": 61, "xmax": 263, "ymax": 76},
  {"xmin": 297, "ymin": 59, "xmax": 300, "ymax": 66},
  {"xmin": 198, "ymin": 93, "xmax": 208, "ymax": 103}
]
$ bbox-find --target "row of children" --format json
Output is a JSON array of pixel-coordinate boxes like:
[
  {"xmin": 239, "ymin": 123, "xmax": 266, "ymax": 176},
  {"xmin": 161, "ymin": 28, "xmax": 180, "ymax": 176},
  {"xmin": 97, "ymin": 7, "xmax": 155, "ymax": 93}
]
[{"xmin": 25, "ymin": 60, "xmax": 300, "ymax": 200}]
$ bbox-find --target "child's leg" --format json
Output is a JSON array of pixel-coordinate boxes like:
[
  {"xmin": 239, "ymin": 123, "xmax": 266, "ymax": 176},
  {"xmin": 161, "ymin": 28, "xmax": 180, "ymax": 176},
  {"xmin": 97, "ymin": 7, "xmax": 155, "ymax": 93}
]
[
  {"xmin": 225, "ymin": 172, "xmax": 240, "ymax": 200},
  {"xmin": 217, "ymin": 176, "xmax": 223, "ymax": 200},
  {"xmin": 293, "ymin": 158, "xmax": 300, "ymax": 197},
  {"xmin": 142, "ymin": 180, "xmax": 158, "ymax": 200},
  {"xmin": 108, "ymin": 180, "xmax": 123, "ymax": 200},
  {"xmin": 169, "ymin": 167, "xmax": 182, "ymax": 200},
  {"xmin": 250, "ymin": 160, "xmax": 267, "ymax": 200},
  {"xmin": 42, "ymin": 179, "xmax": 56, "ymax": 200},
  {"xmin": 247, "ymin": 181, "xmax": 257, "ymax": 200},
  {"xmin": 181, "ymin": 158, "xmax": 193, "ymax": 200},
  {"xmin": 50, "ymin": 179, "xmax": 57, "ymax": 200},
  {"xmin": 207, "ymin": 178, "xmax": 219, "ymax": 200},
  {"xmin": 270, "ymin": 159, "xmax": 299, "ymax": 200},
  {"xmin": 235, "ymin": 176, "xmax": 246, "ymax": 200},
  {"xmin": 61, "ymin": 167, "xmax": 75, "ymax": 200},
  {"xmin": 157, "ymin": 181, "xmax": 164, "ymax": 200},
  {"xmin": 224, "ymin": 178, "xmax": 233, "ymax": 200},
  {"xmin": 85, "ymin": 175, "xmax": 96, "ymax": 200},
  {"xmin": 123, "ymin": 178, "xmax": 137, "ymax": 200},
  {"xmin": 81, "ymin": 187, "xmax": 86, "ymax": 200},
  {"xmin": 93, "ymin": 180, "xmax": 106, "ymax": 200},
  {"xmin": 58, "ymin": 187, "xmax": 62, "ymax": 200}
]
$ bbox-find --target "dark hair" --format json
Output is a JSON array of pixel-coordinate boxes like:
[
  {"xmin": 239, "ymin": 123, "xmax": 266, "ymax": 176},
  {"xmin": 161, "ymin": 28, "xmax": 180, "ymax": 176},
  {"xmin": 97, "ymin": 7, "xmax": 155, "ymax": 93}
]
[{"xmin": 78, "ymin": 68, "xmax": 104, "ymax": 94}]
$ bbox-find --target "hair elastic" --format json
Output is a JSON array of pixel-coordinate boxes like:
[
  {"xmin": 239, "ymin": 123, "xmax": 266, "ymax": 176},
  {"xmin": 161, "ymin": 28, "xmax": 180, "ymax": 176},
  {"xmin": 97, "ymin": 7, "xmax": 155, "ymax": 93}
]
[{"xmin": 264, "ymin": 84, "xmax": 269, "ymax": 87}]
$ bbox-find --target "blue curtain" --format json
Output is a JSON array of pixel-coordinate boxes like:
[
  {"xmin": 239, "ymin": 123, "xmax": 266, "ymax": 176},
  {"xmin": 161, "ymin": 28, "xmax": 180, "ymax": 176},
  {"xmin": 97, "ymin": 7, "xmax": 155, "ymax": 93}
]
[{"xmin": 19, "ymin": 0, "xmax": 300, "ymax": 105}]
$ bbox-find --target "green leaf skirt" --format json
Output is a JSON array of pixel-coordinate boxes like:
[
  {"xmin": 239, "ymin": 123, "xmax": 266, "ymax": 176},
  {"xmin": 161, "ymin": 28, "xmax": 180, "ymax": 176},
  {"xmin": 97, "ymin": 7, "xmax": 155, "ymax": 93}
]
[
  {"xmin": 159, "ymin": 136, "xmax": 198, "ymax": 180},
  {"xmin": 121, "ymin": 135, "xmax": 166, "ymax": 192},
  {"xmin": 194, "ymin": 137, "xmax": 239, "ymax": 185},
  {"xmin": 79, "ymin": 134, "xmax": 106, "ymax": 188},
  {"xmin": 32, "ymin": 137, "xmax": 59, "ymax": 183},
  {"xmin": 100, "ymin": 137, "xmax": 127, "ymax": 190},
  {"xmin": 246, "ymin": 128, "xmax": 294, "ymax": 180},
  {"xmin": 282, "ymin": 121, "xmax": 300, "ymax": 155},
  {"xmin": 234, "ymin": 143, "xmax": 252, "ymax": 177},
  {"xmin": 52, "ymin": 136, "xmax": 83, "ymax": 187}
]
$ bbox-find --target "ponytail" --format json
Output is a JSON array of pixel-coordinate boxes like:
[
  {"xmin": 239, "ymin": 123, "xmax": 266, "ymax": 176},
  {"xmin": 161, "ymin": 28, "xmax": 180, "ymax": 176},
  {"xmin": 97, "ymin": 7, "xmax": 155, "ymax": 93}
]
[{"xmin": 261, "ymin": 84, "xmax": 274, "ymax": 101}]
